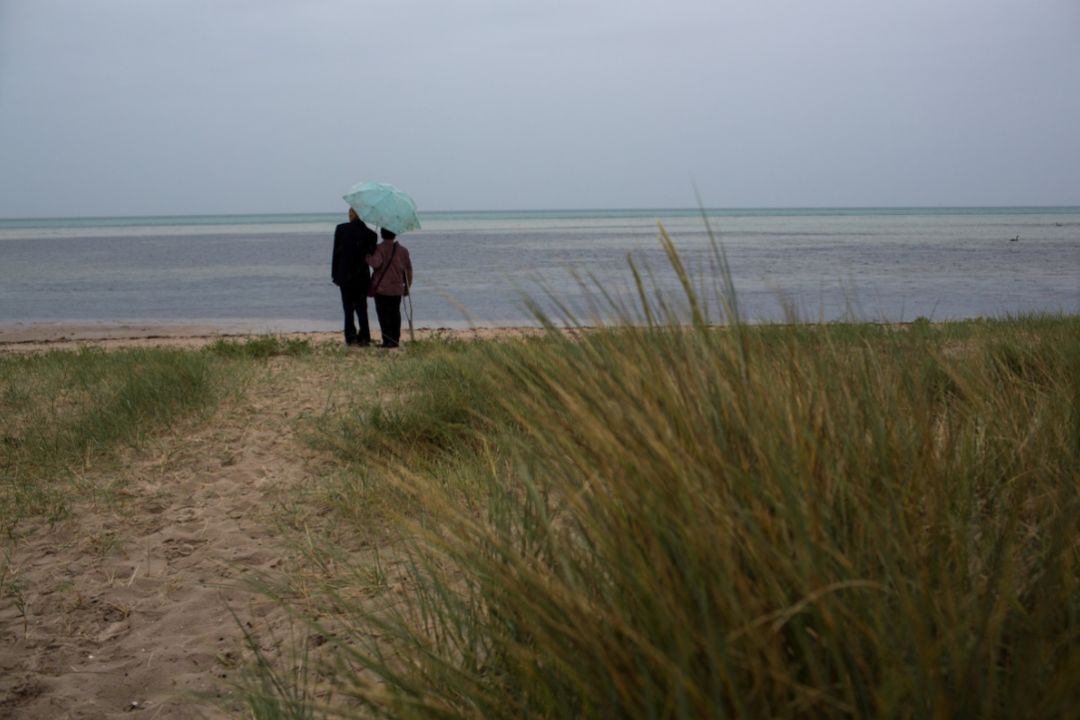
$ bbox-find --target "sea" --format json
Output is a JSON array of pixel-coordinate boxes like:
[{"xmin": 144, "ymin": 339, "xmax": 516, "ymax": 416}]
[{"xmin": 1, "ymin": 208, "xmax": 1077, "ymax": 331}]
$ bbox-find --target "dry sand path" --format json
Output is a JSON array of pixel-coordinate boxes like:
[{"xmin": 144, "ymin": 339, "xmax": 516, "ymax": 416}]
[{"xmin": 0, "ymin": 351, "xmax": 364, "ymax": 718}]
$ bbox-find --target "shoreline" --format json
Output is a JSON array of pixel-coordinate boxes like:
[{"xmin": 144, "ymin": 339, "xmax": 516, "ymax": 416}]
[
  {"xmin": 0, "ymin": 321, "xmax": 548, "ymax": 354},
  {"xmin": 3, "ymin": 314, "xmax": 1076, "ymax": 355}
]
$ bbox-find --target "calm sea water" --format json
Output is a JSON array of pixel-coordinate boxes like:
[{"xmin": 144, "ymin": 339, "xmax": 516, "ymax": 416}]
[{"xmin": 0, "ymin": 208, "xmax": 1077, "ymax": 331}]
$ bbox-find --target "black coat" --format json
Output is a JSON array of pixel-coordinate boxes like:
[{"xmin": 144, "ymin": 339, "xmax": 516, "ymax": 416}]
[{"xmin": 331, "ymin": 219, "xmax": 378, "ymax": 287}]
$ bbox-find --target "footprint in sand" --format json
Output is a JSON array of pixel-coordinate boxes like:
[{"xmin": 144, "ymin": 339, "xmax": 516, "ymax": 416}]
[
  {"xmin": 169, "ymin": 507, "xmax": 201, "ymax": 524},
  {"xmin": 161, "ymin": 537, "xmax": 206, "ymax": 560}
]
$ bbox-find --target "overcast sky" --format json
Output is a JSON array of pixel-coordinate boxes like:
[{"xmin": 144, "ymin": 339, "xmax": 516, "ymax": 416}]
[{"xmin": 1, "ymin": 0, "xmax": 1078, "ymax": 217}]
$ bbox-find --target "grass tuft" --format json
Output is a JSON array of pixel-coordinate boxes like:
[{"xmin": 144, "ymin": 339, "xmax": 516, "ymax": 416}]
[
  {"xmin": 208, "ymin": 335, "xmax": 314, "ymax": 359},
  {"xmin": 245, "ymin": 230, "xmax": 1080, "ymax": 718},
  {"xmin": 0, "ymin": 347, "xmax": 226, "ymax": 532}
]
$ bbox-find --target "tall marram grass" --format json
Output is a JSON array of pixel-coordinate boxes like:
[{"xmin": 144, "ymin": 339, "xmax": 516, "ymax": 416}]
[{"xmin": 263, "ymin": 232, "xmax": 1080, "ymax": 718}]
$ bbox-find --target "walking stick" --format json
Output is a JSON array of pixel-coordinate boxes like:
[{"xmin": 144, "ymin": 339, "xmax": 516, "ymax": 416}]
[{"xmin": 406, "ymin": 278, "xmax": 415, "ymax": 342}]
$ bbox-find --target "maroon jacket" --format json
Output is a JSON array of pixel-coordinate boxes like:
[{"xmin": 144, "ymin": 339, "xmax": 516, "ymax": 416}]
[{"xmin": 366, "ymin": 240, "xmax": 413, "ymax": 296}]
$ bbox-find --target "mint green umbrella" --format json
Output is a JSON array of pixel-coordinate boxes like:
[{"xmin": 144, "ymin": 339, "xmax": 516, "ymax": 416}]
[{"xmin": 342, "ymin": 182, "xmax": 421, "ymax": 235}]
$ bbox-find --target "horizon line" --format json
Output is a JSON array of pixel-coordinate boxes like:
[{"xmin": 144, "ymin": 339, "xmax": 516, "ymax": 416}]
[{"xmin": 3, "ymin": 204, "xmax": 1080, "ymax": 223}]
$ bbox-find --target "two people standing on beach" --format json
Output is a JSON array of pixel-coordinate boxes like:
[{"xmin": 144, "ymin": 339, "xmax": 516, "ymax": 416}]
[{"xmin": 331, "ymin": 210, "xmax": 412, "ymax": 348}]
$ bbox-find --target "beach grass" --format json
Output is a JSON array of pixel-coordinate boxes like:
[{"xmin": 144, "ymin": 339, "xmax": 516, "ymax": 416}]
[
  {"xmin": 247, "ymin": 233, "xmax": 1080, "ymax": 718},
  {"xmin": 0, "ymin": 347, "xmax": 229, "ymax": 533},
  {"xmin": 207, "ymin": 335, "xmax": 316, "ymax": 359},
  {"xmin": 1, "ymin": 258, "xmax": 1075, "ymax": 716},
  {"xmin": 0, "ymin": 335, "xmax": 333, "ymax": 534}
]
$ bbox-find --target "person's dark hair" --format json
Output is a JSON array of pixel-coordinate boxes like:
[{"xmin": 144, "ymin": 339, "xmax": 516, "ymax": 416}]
[{"xmin": 380, "ymin": 228, "xmax": 397, "ymax": 241}]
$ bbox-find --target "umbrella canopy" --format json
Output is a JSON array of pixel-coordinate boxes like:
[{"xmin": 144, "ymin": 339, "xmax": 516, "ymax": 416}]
[{"xmin": 342, "ymin": 182, "xmax": 421, "ymax": 235}]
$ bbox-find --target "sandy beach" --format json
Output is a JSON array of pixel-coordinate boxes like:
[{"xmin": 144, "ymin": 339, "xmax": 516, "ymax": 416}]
[
  {"xmin": 3, "ymin": 316, "xmax": 1078, "ymax": 717},
  {"xmin": 0, "ymin": 322, "xmax": 545, "ymax": 355},
  {"xmin": 0, "ymin": 320, "xmax": 584, "ymax": 717},
  {"xmin": 0, "ymin": 321, "xmax": 544, "ymax": 717}
]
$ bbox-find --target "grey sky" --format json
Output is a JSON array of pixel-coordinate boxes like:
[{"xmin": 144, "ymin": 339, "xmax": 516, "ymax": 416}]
[{"xmin": 1, "ymin": 0, "xmax": 1078, "ymax": 217}]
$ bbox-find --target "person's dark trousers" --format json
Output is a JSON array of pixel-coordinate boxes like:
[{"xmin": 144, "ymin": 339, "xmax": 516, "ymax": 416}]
[
  {"xmin": 339, "ymin": 283, "xmax": 371, "ymax": 345},
  {"xmin": 374, "ymin": 294, "xmax": 402, "ymax": 347}
]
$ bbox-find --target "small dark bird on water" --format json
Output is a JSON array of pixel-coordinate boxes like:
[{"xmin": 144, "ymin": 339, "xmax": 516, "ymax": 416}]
[{"xmin": 1010, "ymin": 234, "xmax": 1020, "ymax": 242}]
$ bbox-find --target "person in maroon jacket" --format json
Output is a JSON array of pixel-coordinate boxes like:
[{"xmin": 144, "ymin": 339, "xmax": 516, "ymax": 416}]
[{"xmin": 366, "ymin": 228, "xmax": 413, "ymax": 348}]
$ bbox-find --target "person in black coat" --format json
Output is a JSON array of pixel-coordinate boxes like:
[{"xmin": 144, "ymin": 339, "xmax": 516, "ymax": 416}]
[{"xmin": 331, "ymin": 208, "xmax": 379, "ymax": 346}]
